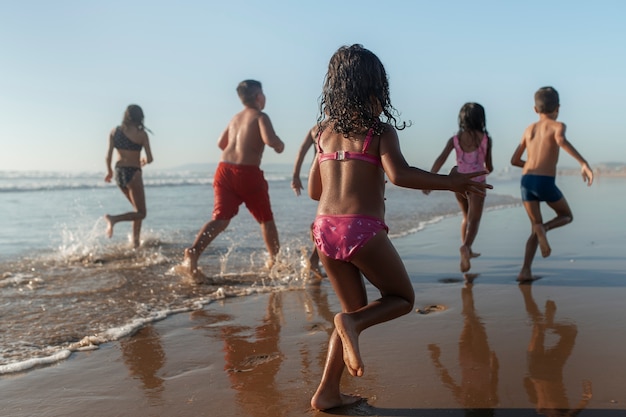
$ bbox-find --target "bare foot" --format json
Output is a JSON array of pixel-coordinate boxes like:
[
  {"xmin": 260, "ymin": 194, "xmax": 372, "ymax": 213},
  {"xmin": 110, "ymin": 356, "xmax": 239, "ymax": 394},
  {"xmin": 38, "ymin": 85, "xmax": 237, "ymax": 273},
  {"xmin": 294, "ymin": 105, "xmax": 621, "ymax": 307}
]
[
  {"xmin": 533, "ymin": 224, "xmax": 551, "ymax": 257},
  {"xmin": 183, "ymin": 247, "xmax": 199, "ymax": 276},
  {"xmin": 310, "ymin": 391, "xmax": 363, "ymax": 411},
  {"xmin": 334, "ymin": 313, "xmax": 364, "ymax": 377},
  {"xmin": 309, "ymin": 264, "xmax": 326, "ymax": 280},
  {"xmin": 464, "ymin": 273, "xmax": 480, "ymax": 284},
  {"xmin": 460, "ymin": 245, "xmax": 471, "ymax": 272},
  {"xmin": 104, "ymin": 215, "xmax": 114, "ymax": 238},
  {"xmin": 416, "ymin": 304, "xmax": 447, "ymax": 314},
  {"xmin": 264, "ymin": 256, "xmax": 276, "ymax": 270},
  {"xmin": 470, "ymin": 250, "xmax": 481, "ymax": 258},
  {"xmin": 517, "ymin": 268, "xmax": 540, "ymax": 283}
]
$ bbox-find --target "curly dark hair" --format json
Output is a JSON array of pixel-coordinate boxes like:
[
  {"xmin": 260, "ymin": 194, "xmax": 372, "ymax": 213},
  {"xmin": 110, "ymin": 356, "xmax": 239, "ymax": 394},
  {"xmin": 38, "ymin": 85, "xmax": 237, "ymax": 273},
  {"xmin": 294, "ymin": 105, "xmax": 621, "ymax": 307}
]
[{"xmin": 318, "ymin": 44, "xmax": 407, "ymax": 137}]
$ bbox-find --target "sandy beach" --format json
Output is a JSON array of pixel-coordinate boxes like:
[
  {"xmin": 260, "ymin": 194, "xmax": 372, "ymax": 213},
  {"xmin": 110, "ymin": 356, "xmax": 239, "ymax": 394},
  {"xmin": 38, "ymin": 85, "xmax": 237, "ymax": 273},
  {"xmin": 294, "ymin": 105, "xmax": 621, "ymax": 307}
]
[{"xmin": 2, "ymin": 179, "xmax": 626, "ymax": 417}]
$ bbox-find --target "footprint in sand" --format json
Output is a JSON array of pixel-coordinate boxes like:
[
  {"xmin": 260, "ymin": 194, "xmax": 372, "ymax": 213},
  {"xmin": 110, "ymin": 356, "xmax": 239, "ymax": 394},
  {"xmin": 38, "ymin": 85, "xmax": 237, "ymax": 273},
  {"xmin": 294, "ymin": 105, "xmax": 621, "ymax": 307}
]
[{"xmin": 416, "ymin": 304, "xmax": 447, "ymax": 315}]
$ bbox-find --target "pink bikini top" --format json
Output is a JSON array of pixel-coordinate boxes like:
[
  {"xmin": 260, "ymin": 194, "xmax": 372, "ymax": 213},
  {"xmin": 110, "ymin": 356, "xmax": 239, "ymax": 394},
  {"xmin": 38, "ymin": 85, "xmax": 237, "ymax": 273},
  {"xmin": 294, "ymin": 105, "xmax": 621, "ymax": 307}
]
[
  {"xmin": 316, "ymin": 127, "xmax": 382, "ymax": 168},
  {"xmin": 453, "ymin": 133, "xmax": 488, "ymax": 181}
]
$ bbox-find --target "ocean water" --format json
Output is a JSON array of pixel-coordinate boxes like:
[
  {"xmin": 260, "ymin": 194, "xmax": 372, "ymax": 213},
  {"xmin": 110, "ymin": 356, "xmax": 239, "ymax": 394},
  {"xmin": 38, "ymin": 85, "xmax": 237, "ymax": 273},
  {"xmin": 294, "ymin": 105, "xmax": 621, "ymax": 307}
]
[{"xmin": 0, "ymin": 163, "xmax": 541, "ymax": 373}]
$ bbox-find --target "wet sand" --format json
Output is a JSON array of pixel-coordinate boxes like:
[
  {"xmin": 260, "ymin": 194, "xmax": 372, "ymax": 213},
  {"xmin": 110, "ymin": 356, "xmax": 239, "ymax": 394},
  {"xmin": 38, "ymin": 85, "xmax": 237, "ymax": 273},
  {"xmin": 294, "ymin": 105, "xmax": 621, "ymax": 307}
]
[{"xmin": 2, "ymin": 201, "xmax": 626, "ymax": 417}]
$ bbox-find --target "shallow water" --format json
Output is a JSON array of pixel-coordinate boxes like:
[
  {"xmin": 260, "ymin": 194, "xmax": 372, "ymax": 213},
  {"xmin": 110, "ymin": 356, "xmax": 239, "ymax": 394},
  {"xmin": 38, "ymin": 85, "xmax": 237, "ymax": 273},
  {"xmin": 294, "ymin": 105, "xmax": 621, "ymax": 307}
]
[{"xmin": 0, "ymin": 164, "xmax": 530, "ymax": 372}]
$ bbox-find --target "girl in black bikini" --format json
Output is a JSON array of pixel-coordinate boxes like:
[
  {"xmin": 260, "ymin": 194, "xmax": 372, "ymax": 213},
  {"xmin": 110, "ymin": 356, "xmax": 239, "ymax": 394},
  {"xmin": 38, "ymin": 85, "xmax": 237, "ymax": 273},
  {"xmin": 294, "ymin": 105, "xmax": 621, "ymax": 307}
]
[{"xmin": 104, "ymin": 104, "xmax": 154, "ymax": 248}]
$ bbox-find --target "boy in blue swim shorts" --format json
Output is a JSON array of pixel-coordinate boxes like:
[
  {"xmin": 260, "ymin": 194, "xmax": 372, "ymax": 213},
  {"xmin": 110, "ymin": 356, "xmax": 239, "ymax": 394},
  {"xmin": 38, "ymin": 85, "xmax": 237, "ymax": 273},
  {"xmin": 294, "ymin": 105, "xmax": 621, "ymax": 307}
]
[{"xmin": 511, "ymin": 87, "xmax": 594, "ymax": 282}]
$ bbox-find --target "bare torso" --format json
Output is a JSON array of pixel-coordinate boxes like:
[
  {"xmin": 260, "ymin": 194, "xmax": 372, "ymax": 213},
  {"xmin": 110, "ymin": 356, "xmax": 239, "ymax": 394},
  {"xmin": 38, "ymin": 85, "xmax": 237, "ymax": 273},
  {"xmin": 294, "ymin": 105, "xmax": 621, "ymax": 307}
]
[
  {"xmin": 219, "ymin": 108, "xmax": 269, "ymax": 166},
  {"xmin": 111, "ymin": 125, "xmax": 150, "ymax": 168},
  {"xmin": 520, "ymin": 119, "xmax": 563, "ymax": 176},
  {"xmin": 314, "ymin": 126, "xmax": 386, "ymax": 219}
]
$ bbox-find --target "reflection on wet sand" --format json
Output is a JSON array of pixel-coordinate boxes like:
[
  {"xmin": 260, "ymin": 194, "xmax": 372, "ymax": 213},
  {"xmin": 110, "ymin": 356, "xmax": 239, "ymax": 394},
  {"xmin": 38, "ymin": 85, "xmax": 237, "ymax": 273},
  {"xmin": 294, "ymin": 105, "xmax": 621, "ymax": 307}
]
[
  {"xmin": 120, "ymin": 325, "xmax": 165, "ymax": 403},
  {"xmin": 519, "ymin": 283, "xmax": 592, "ymax": 417},
  {"xmin": 428, "ymin": 284, "xmax": 499, "ymax": 415},
  {"xmin": 189, "ymin": 285, "xmax": 336, "ymax": 416}
]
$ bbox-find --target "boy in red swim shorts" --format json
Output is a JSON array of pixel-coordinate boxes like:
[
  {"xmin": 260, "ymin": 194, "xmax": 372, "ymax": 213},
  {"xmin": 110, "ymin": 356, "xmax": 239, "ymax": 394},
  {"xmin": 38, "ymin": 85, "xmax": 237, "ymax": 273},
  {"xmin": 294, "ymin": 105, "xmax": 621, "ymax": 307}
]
[{"xmin": 184, "ymin": 80, "xmax": 285, "ymax": 278}]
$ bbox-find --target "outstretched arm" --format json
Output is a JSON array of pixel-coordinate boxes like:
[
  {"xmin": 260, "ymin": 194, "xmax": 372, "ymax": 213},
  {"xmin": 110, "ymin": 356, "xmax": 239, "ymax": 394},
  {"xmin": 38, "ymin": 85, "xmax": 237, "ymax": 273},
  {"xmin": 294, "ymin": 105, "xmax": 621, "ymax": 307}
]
[
  {"xmin": 554, "ymin": 124, "xmax": 593, "ymax": 186},
  {"xmin": 292, "ymin": 127, "xmax": 316, "ymax": 196},
  {"xmin": 423, "ymin": 138, "xmax": 454, "ymax": 195},
  {"xmin": 510, "ymin": 140, "xmax": 526, "ymax": 168},
  {"xmin": 258, "ymin": 113, "xmax": 285, "ymax": 153},
  {"xmin": 485, "ymin": 136, "xmax": 494, "ymax": 173},
  {"xmin": 381, "ymin": 128, "xmax": 491, "ymax": 196}
]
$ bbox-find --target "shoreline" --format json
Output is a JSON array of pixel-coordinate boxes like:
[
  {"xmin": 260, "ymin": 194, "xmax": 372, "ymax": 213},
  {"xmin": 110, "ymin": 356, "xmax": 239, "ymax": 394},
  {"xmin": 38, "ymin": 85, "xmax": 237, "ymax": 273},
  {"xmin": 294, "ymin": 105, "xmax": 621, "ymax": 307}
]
[{"xmin": 1, "ymin": 176, "xmax": 625, "ymax": 416}]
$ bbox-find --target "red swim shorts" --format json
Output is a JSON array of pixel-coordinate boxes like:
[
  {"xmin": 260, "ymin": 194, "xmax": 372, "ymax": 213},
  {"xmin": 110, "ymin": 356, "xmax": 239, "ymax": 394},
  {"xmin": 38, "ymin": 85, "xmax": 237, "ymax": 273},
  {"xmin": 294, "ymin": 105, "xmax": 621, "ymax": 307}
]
[{"xmin": 212, "ymin": 162, "xmax": 274, "ymax": 222}]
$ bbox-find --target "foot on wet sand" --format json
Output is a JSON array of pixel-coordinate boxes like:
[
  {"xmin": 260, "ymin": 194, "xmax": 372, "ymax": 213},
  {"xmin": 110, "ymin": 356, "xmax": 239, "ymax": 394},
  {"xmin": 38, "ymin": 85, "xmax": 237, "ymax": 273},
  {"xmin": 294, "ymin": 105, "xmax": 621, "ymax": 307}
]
[
  {"xmin": 310, "ymin": 392, "xmax": 363, "ymax": 411},
  {"xmin": 183, "ymin": 247, "xmax": 199, "ymax": 276},
  {"xmin": 460, "ymin": 245, "xmax": 471, "ymax": 272},
  {"xmin": 104, "ymin": 215, "xmax": 114, "ymax": 238},
  {"xmin": 309, "ymin": 264, "xmax": 326, "ymax": 280},
  {"xmin": 517, "ymin": 269, "xmax": 540, "ymax": 283},
  {"xmin": 334, "ymin": 312, "xmax": 364, "ymax": 377},
  {"xmin": 533, "ymin": 224, "xmax": 551, "ymax": 257},
  {"xmin": 416, "ymin": 304, "xmax": 447, "ymax": 314},
  {"xmin": 464, "ymin": 273, "xmax": 480, "ymax": 284}
]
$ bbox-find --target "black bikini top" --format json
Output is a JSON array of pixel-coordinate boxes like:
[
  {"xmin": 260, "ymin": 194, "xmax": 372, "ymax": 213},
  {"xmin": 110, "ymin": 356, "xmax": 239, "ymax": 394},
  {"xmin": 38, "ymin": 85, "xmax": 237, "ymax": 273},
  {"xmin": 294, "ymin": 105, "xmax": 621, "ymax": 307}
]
[{"xmin": 113, "ymin": 127, "xmax": 142, "ymax": 151}]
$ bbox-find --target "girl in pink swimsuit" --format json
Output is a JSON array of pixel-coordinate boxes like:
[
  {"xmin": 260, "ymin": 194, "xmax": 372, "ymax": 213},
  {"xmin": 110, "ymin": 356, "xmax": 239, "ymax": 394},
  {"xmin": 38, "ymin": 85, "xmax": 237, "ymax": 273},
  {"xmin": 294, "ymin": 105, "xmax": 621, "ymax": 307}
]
[
  {"xmin": 308, "ymin": 45, "xmax": 492, "ymax": 411},
  {"xmin": 424, "ymin": 103, "xmax": 493, "ymax": 274}
]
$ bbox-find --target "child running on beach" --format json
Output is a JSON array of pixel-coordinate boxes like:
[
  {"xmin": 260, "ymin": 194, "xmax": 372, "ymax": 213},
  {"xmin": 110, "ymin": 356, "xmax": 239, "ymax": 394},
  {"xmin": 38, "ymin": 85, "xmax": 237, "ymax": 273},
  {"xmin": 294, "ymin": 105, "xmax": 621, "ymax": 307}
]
[
  {"xmin": 424, "ymin": 103, "xmax": 493, "ymax": 273},
  {"xmin": 291, "ymin": 125, "xmax": 322, "ymax": 277},
  {"xmin": 104, "ymin": 104, "xmax": 154, "ymax": 248},
  {"xmin": 510, "ymin": 86, "xmax": 593, "ymax": 282},
  {"xmin": 184, "ymin": 80, "xmax": 285, "ymax": 279},
  {"xmin": 308, "ymin": 44, "xmax": 492, "ymax": 411}
]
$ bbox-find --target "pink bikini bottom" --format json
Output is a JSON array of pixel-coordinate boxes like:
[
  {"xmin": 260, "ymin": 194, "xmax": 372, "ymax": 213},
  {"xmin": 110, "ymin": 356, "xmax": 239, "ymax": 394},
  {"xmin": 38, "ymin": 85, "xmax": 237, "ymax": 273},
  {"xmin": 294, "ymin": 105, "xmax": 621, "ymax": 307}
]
[{"xmin": 312, "ymin": 214, "xmax": 388, "ymax": 262}]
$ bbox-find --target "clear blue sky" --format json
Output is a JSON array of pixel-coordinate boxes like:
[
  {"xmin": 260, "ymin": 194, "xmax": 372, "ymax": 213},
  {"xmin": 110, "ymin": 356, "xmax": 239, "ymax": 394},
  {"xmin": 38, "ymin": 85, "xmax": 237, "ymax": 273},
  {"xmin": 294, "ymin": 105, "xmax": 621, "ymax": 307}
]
[{"xmin": 1, "ymin": 1, "xmax": 624, "ymax": 172}]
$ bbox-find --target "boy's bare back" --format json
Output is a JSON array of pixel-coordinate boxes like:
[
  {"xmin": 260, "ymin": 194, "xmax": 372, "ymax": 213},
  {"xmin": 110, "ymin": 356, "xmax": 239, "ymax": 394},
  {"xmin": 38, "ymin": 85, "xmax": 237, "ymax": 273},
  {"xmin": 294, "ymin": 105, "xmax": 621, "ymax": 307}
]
[
  {"xmin": 218, "ymin": 85, "xmax": 284, "ymax": 167},
  {"xmin": 518, "ymin": 117, "xmax": 566, "ymax": 176},
  {"xmin": 511, "ymin": 86, "xmax": 592, "ymax": 185},
  {"xmin": 219, "ymin": 108, "xmax": 284, "ymax": 166}
]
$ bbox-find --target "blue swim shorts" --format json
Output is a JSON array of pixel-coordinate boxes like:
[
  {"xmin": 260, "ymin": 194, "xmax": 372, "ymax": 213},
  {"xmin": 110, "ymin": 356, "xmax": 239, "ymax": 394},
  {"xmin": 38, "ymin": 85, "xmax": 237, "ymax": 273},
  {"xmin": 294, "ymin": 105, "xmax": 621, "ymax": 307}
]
[{"xmin": 520, "ymin": 174, "xmax": 563, "ymax": 202}]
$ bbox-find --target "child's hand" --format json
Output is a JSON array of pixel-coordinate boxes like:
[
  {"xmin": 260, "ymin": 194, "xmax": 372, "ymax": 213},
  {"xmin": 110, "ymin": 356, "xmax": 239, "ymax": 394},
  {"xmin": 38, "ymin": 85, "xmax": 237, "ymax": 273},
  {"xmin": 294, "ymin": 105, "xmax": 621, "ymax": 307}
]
[
  {"xmin": 448, "ymin": 166, "xmax": 493, "ymax": 196},
  {"xmin": 104, "ymin": 173, "xmax": 112, "ymax": 183},
  {"xmin": 581, "ymin": 163, "xmax": 593, "ymax": 186},
  {"xmin": 291, "ymin": 176, "xmax": 303, "ymax": 196}
]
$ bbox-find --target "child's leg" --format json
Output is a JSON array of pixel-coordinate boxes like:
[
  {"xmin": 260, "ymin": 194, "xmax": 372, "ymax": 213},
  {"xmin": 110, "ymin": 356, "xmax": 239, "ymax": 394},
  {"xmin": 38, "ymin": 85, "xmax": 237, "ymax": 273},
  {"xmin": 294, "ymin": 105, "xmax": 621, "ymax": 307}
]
[
  {"xmin": 454, "ymin": 192, "xmax": 470, "ymax": 244},
  {"xmin": 311, "ymin": 256, "xmax": 367, "ymax": 410},
  {"xmin": 519, "ymin": 201, "xmax": 544, "ymax": 281},
  {"xmin": 260, "ymin": 220, "xmax": 280, "ymax": 268},
  {"xmin": 126, "ymin": 174, "xmax": 146, "ymax": 248},
  {"xmin": 311, "ymin": 232, "xmax": 414, "ymax": 411},
  {"xmin": 456, "ymin": 192, "xmax": 485, "ymax": 271},
  {"xmin": 184, "ymin": 219, "xmax": 230, "ymax": 274},
  {"xmin": 464, "ymin": 193, "xmax": 485, "ymax": 252},
  {"xmin": 338, "ymin": 233, "xmax": 415, "ymax": 376},
  {"xmin": 544, "ymin": 197, "xmax": 573, "ymax": 232},
  {"xmin": 104, "ymin": 173, "xmax": 146, "ymax": 247}
]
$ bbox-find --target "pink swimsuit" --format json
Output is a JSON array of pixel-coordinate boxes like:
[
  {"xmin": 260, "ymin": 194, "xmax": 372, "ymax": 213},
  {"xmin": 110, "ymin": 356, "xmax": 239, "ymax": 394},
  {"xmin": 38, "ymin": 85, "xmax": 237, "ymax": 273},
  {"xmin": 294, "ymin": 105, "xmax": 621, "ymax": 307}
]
[
  {"xmin": 453, "ymin": 134, "xmax": 488, "ymax": 182},
  {"xmin": 312, "ymin": 214, "xmax": 388, "ymax": 262},
  {"xmin": 312, "ymin": 127, "xmax": 388, "ymax": 262}
]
